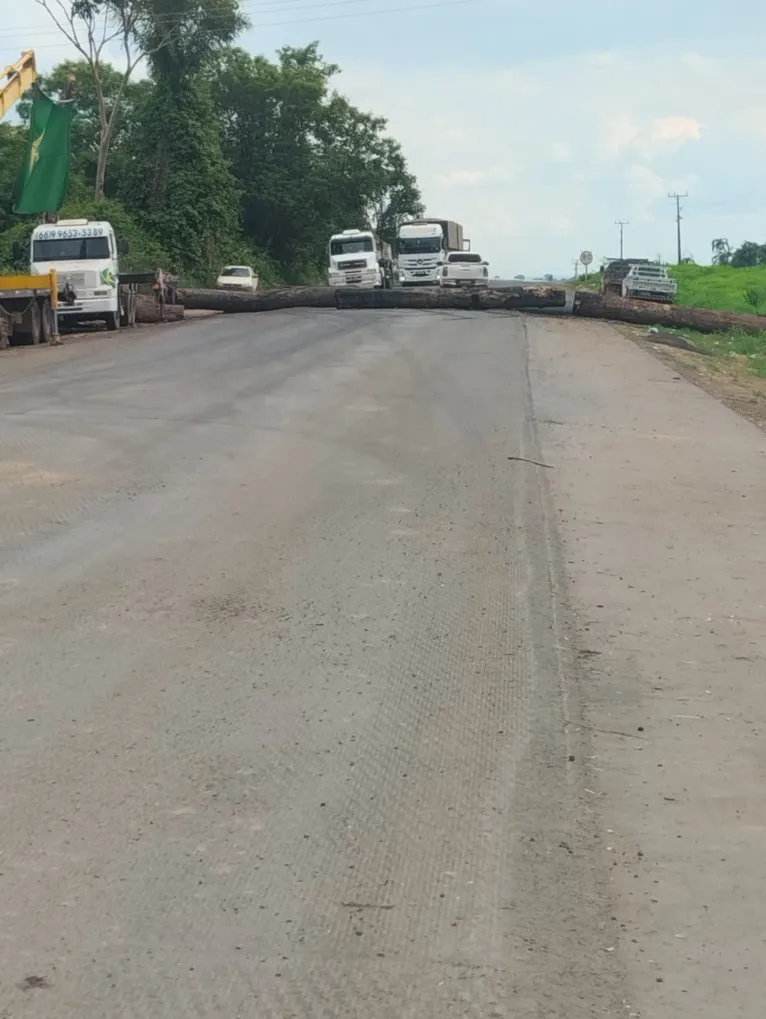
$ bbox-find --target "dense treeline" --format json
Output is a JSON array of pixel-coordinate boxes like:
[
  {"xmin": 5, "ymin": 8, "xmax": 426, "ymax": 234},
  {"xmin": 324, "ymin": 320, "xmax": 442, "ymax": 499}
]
[
  {"xmin": 0, "ymin": 0, "xmax": 422, "ymax": 284},
  {"xmin": 711, "ymin": 238, "xmax": 766, "ymax": 268}
]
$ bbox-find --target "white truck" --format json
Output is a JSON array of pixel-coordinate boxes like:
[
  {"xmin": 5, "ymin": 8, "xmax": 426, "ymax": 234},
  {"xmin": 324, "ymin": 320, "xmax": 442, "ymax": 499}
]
[
  {"xmin": 397, "ymin": 219, "xmax": 468, "ymax": 286},
  {"xmin": 438, "ymin": 251, "xmax": 489, "ymax": 289},
  {"xmin": 327, "ymin": 229, "xmax": 394, "ymax": 289},
  {"xmin": 621, "ymin": 263, "xmax": 677, "ymax": 304},
  {"xmin": 30, "ymin": 219, "xmax": 138, "ymax": 330}
]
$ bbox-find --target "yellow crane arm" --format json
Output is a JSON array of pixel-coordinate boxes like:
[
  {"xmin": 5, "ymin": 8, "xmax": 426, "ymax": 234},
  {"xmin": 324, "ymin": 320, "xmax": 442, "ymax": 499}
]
[{"xmin": 1, "ymin": 50, "xmax": 37, "ymax": 121}]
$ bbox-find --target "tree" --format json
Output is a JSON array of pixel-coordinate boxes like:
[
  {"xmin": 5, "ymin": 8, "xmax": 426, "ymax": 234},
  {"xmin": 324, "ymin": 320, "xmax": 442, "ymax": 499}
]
[
  {"xmin": 211, "ymin": 44, "xmax": 423, "ymax": 277},
  {"xmin": 0, "ymin": 124, "xmax": 26, "ymax": 234},
  {"xmin": 711, "ymin": 237, "xmax": 731, "ymax": 265},
  {"xmin": 35, "ymin": 0, "xmax": 245, "ymax": 199},
  {"xmin": 119, "ymin": 0, "xmax": 246, "ymax": 279},
  {"xmin": 730, "ymin": 241, "xmax": 766, "ymax": 268},
  {"xmin": 17, "ymin": 60, "xmax": 151, "ymax": 197}
]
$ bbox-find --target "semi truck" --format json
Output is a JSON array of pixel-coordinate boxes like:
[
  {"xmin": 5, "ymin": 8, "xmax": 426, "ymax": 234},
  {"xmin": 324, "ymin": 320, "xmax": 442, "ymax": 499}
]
[
  {"xmin": 29, "ymin": 219, "xmax": 140, "ymax": 330},
  {"xmin": 397, "ymin": 219, "xmax": 468, "ymax": 286},
  {"xmin": 327, "ymin": 229, "xmax": 394, "ymax": 289}
]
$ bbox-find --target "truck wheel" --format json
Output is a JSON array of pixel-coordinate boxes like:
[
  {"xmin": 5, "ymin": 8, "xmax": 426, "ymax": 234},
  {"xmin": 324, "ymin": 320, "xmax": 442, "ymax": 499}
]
[
  {"xmin": 40, "ymin": 299, "xmax": 55, "ymax": 345},
  {"xmin": 19, "ymin": 299, "xmax": 42, "ymax": 345},
  {"xmin": 105, "ymin": 311, "xmax": 120, "ymax": 332}
]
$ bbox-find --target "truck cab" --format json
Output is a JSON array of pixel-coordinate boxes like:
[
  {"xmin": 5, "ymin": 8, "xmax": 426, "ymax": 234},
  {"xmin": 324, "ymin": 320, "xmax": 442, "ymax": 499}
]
[
  {"xmin": 30, "ymin": 219, "xmax": 124, "ymax": 330},
  {"xmin": 327, "ymin": 230, "xmax": 392, "ymax": 289},
  {"xmin": 396, "ymin": 222, "xmax": 444, "ymax": 286}
]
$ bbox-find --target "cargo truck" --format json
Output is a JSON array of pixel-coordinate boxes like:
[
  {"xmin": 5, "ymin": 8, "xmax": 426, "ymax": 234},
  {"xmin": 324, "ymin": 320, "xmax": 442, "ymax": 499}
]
[{"xmin": 397, "ymin": 219, "xmax": 468, "ymax": 286}]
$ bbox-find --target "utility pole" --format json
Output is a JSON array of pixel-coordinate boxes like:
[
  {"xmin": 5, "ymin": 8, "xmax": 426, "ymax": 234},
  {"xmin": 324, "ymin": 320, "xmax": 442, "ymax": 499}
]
[
  {"xmin": 615, "ymin": 220, "xmax": 628, "ymax": 259},
  {"xmin": 668, "ymin": 192, "xmax": 687, "ymax": 264}
]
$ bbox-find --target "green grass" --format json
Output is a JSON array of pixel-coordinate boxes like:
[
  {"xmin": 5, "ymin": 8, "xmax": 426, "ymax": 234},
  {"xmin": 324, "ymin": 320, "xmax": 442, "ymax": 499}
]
[
  {"xmin": 669, "ymin": 264, "xmax": 766, "ymax": 314},
  {"xmin": 656, "ymin": 326, "xmax": 766, "ymax": 378}
]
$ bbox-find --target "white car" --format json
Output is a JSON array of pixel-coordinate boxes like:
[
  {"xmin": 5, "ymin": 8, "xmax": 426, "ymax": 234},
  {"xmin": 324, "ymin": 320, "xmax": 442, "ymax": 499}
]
[
  {"xmin": 215, "ymin": 265, "xmax": 259, "ymax": 292},
  {"xmin": 438, "ymin": 252, "xmax": 489, "ymax": 288}
]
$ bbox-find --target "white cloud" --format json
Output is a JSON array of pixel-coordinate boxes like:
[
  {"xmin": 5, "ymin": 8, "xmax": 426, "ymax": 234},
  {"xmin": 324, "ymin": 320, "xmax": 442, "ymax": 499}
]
[{"xmin": 339, "ymin": 50, "xmax": 766, "ymax": 275}]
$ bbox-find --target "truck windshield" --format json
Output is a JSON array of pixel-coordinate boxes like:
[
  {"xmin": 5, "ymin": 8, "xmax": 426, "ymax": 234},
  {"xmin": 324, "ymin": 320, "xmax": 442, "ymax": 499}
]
[
  {"xmin": 32, "ymin": 237, "xmax": 111, "ymax": 262},
  {"xmin": 221, "ymin": 267, "xmax": 250, "ymax": 277},
  {"xmin": 398, "ymin": 237, "xmax": 441, "ymax": 254},
  {"xmin": 331, "ymin": 237, "xmax": 374, "ymax": 255},
  {"xmin": 448, "ymin": 253, "xmax": 481, "ymax": 263}
]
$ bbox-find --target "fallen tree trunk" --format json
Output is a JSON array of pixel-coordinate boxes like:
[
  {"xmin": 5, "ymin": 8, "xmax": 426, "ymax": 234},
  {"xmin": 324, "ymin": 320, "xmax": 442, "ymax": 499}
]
[
  {"xmin": 176, "ymin": 284, "xmax": 567, "ymax": 314},
  {"xmin": 135, "ymin": 294, "xmax": 185, "ymax": 324},
  {"xmin": 336, "ymin": 285, "xmax": 566, "ymax": 310},
  {"xmin": 574, "ymin": 291, "xmax": 766, "ymax": 334},
  {"xmin": 176, "ymin": 286, "xmax": 337, "ymax": 313}
]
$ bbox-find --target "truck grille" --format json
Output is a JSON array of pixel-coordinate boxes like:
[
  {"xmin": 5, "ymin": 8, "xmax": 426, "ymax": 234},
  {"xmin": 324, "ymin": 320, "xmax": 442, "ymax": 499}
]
[
  {"xmin": 58, "ymin": 270, "xmax": 99, "ymax": 290},
  {"xmin": 339, "ymin": 259, "xmax": 367, "ymax": 270}
]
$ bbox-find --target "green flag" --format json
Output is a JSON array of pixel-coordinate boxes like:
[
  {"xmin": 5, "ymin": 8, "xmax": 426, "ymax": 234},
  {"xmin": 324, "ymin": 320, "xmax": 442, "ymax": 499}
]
[{"xmin": 13, "ymin": 91, "xmax": 73, "ymax": 215}]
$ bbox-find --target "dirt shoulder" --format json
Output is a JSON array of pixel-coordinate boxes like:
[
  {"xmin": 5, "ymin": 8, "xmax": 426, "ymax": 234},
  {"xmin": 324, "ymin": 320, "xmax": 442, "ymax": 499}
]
[
  {"xmin": 614, "ymin": 322, "xmax": 766, "ymax": 433},
  {"xmin": 531, "ymin": 316, "xmax": 766, "ymax": 1019}
]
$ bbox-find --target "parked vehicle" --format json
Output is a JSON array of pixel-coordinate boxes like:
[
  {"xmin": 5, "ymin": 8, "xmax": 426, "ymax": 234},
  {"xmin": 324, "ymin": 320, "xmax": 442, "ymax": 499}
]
[
  {"xmin": 216, "ymin": 265, "xmax": 259, "ymax": 292},
  {"xmin": 600, "ymin": 258, "xmax": 651, "ymax": 297},
  {"xmin": 327, "ymin": 229, "xmax": 393, "ymax": 289},
  {"xmin": 397, "ymin": 219, "xmax": 467, "ymax": 286},
  {"xmin": 0, "ymin": 270, "xmax": 60, "ymax": 347},
  {"xmin": 621, "ymin": 263, "xmax": 677, "ymax": 304},
  {"xmin": 29, "ymin": 219, "xmax": 137, "ymax": 331},
  {"xmin": 438, "ymin": 252, "xmax": 489, "ymax": 288}
]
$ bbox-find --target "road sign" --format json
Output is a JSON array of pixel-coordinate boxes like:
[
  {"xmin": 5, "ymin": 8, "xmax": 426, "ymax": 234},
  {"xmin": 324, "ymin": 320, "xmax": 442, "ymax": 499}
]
[{"xmin": 580, "ymin": 250, "xmax": 593, "ymax": 266}]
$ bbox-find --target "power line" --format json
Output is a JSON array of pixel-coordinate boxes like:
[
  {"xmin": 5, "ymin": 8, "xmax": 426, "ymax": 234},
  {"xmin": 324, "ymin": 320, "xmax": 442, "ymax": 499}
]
[
  {"xmin": 614, "ymin": 220, "xmax": 628, "ymax": 260},
  {"xmin": 668, "ymin": 192, "xmax": 687, "ymax": 265},
  {"xmin": 0, "ymin": 0, "xmax": 483, "ymax": 40}
]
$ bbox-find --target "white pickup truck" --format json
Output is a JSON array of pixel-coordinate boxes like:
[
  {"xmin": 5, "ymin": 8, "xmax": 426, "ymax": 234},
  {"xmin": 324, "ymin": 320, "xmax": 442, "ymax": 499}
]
[
  {"xmin": 621, "ymin": 263, "xmax": 677, "ymax": 304},
  {"xmin": 438, "ymin": 251, "xmax": 489, "ymax": 288}
]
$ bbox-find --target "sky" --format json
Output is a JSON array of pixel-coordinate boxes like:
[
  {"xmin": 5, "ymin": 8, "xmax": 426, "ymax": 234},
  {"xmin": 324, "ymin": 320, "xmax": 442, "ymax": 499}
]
[{"xmin": 3, "ymin": 0, "xmax": 766, "ymax": 277}]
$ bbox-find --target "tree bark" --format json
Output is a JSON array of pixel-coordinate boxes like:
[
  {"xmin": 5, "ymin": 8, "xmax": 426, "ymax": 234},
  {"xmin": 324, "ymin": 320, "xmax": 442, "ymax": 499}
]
[
  {"xmin": 176, "ymin": 285, "xmax": 567, "ymax": 314},
  {"xmin": 135, "ymin": 294, "xmax": 184, "ymax": 324},
  {"xmin": 176, "ymin": 287, "xmax": 339, "ymax": 313},
  {"xmin": 574, "ymin": 291, "xmax": 766, "ymax": 334}
]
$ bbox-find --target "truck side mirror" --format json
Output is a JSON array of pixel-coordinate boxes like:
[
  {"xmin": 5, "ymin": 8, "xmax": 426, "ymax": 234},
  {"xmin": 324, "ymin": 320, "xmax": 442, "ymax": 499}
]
[{"xmin": 117, "ymin": 237, "xmax": 130, "ymax": 254}]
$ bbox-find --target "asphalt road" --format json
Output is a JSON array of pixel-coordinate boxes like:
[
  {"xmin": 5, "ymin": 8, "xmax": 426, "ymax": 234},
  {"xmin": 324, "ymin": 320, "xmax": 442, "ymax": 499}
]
[{"xmin": 0, "ymin": 310, "xmax": 763, "ymax": 1017}]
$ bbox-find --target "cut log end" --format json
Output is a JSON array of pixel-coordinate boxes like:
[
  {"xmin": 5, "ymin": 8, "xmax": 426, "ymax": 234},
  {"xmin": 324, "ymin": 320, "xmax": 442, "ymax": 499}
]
[{"xmin": 135, "ymin": 294, "xmax": 185, "ymax": 324}]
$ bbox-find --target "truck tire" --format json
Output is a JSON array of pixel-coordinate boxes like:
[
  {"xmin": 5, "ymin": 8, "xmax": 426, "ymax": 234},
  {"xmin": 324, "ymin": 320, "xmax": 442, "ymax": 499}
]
[
  {"xmin": 19, "ymin": 299, "xmax": 42, "ymax": 345},
  {"xmin": 40, "ymin": 298, "xmax": 55, "ymax": 345},
  {"xmin": 105, "ymin": 311, "xmax": 120, "ymax": 332}
]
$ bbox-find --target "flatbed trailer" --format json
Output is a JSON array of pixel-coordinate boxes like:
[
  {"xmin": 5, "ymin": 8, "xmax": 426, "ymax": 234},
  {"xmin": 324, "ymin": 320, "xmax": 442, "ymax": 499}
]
[{"xmin": 0, "ymin": 270, "xmax": 60, "ymax": 347}]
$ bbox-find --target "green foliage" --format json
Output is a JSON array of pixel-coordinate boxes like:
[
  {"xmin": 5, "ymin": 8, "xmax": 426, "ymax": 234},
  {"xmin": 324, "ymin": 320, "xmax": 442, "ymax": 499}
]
[
  {"xmin": 669, "ymin": 264, "xmax": 766, "ymax": 313},
  {"xmin": 17, "ymin": 60, "xmax": 151, "ymax": 191},
  {"xmin": 121, "ymin": 74, "xmax": 242, "ymax": 283},
  {"xmin": 211, "ymin": 43, "xmax": 423, "ymax": 279},
  {"xmin": 0, "ymin": 123, "xmax": 26, "ymax": 234},
  {"xmin": 0, "ymin": 28, "xmax": 422, "ymax": 287}
]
